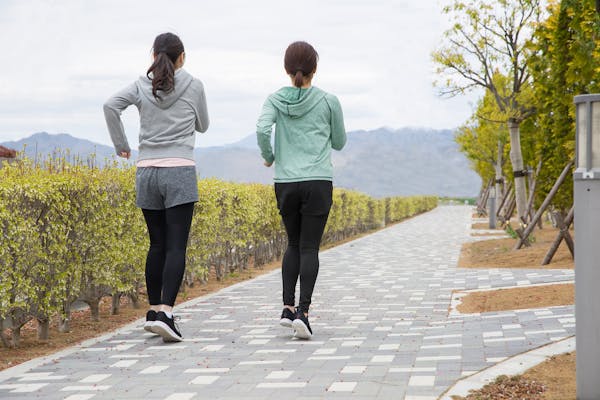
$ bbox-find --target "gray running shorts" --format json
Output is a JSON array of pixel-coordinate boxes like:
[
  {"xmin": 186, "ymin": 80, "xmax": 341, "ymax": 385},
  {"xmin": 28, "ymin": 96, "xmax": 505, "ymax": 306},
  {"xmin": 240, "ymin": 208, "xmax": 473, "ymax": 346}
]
[{"xmin": 135, "ymin": 166, "xmax": 199, "ymax": 210}]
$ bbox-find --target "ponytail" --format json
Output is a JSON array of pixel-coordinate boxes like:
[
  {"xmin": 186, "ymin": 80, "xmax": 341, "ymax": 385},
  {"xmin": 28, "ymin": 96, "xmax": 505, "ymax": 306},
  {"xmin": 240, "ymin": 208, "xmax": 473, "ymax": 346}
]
[
  {"xmin": 146, "ymin": 33, "xmax": 185, "ymax": 100},
  {"xmin": 293, "ymin": 71, "xmax": 304, "ymax": 88},
  {"xmin": 147, "ymin": 52, "xmax": 175, "ymax": 100}
]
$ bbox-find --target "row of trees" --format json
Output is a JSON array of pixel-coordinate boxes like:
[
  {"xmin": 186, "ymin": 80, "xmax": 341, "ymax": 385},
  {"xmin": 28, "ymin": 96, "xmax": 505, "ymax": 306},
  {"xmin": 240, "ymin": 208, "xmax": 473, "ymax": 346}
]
[
  {"xmin": 0, "ymin": 159, "xmax": 437, "ymax": 348},
  {"xmin": 434, "ymin": 0, "xmax": 600, "ymax": 217}
]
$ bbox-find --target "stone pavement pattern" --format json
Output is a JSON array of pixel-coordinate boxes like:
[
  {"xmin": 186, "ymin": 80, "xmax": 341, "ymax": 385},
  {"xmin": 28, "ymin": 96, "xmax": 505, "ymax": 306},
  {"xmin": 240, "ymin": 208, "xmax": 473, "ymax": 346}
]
[{"xmin": 0, "ymin": 206, "xmax": 575, "ymax": 400}]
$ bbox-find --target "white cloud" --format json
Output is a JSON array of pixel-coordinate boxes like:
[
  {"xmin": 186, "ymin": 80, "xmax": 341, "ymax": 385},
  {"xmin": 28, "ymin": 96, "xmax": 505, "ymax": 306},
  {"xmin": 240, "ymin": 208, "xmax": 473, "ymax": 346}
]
[{"xmin": 0, "ymin": 0, "xmax": 479, "ymax": 148}]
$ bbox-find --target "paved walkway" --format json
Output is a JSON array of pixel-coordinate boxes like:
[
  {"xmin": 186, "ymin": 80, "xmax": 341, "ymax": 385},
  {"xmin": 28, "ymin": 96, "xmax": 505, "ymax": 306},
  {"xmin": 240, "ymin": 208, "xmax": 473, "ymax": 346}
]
[{"xmin": 0, "ymin": 206, "xmax": 575, "ymax": 400}]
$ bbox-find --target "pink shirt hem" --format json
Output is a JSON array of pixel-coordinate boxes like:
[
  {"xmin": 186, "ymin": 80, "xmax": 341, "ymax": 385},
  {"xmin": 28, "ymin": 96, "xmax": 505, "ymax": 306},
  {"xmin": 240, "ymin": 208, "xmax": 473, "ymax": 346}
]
[{"xmin": 136, "ymin": 158, "xmax": 196, "ymax": 167}]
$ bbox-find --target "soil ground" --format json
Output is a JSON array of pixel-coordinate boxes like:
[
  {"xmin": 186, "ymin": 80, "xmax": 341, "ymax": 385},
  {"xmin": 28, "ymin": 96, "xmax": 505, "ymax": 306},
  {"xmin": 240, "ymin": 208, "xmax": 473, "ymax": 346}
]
[
  {"xmin": 522, "ymin": 351, "xmax": 575, "ymax": 400},
  {"xmin": 471, "ymin": 222, "xmax": 502, "ymax": 230},
  {"xmin": 471, "ymin": 231, "xmax": 506, "ymax": 237},
  {"xmin": 459, "ymin": 225, "xmax": 574, "ymax": 270},
  {"xmin": 456, "ymin": 284, "xmax": 574, "ymax": 314},
  {"xmin": 451, "ymin": 352, "xmax": 576, "ymax": 400}
]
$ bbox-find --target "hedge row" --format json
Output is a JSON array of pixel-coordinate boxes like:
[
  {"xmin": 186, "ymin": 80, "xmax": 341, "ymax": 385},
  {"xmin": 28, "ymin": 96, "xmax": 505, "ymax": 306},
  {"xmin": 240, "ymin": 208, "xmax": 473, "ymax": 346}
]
[{"xmin": 0, "ymin": 160, "xmax": 437, "ymax": 347}]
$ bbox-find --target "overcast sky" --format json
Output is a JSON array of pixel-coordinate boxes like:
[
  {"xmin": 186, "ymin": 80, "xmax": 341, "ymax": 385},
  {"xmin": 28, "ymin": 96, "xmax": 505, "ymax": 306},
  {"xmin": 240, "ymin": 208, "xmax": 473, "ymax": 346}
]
[{"xmin": 0, "ymin": 0, "xmax": 479, "ymax": 148}]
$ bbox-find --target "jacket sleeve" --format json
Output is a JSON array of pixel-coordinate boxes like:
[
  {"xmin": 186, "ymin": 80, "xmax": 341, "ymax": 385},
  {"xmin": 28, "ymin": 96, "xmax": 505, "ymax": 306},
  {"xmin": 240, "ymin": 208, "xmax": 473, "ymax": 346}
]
[
  {"xmin": 327, "ymin": 95, "xmax": 347, "ymax": 151},
  {"xmin": 256, "ymin": 98, "xmax": 277, "ymax": 164},
  {"xmin": 193, "ymin": 80, "xmax": 210, "ymax": 133},
  {"xmin": 103, "ymin": 83, "xmax": 138, "ymax": 155}
]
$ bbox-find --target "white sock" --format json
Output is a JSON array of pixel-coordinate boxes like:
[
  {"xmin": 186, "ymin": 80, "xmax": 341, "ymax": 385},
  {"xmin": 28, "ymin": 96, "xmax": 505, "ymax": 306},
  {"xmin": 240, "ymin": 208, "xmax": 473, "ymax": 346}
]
[{"xmin": 164, "ymin": 311, "xmax": 173, "ymax": 319}]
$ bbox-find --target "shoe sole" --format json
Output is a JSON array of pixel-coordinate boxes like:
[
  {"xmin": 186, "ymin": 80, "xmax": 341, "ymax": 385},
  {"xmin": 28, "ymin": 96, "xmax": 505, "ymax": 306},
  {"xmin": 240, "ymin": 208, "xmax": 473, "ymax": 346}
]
[
  {"xmin": 152, "ymin": 320, "xmax": 183, "ymax": 342},
  {"xmin": 280, "ymin": 318, "xmax": 293, "ymax": 328},
  {"xmin": 292, "ymin": 319, "xmax": 312, "ymax": 340},
  {"xmin": 144, "ymin": 321, "xmax": 157, "ymax": 333}
]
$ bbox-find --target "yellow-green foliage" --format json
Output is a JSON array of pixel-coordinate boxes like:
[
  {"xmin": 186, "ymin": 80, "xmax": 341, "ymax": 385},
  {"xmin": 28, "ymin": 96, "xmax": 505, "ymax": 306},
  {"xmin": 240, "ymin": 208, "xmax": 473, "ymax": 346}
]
[
  {"xmin": 384, "ymin": 196, "xmax": 437, "ymax": 225},
  {"xmin": 0, "ymin": 160, "xmax": 436, "ymax": 346}
]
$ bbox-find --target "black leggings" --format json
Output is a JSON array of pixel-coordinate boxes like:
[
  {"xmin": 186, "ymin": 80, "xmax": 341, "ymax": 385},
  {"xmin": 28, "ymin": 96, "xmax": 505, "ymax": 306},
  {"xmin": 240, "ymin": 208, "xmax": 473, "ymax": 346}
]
[
  {"xmin": 142, "ymin": 203, "xmax": 194, "ymax": 307},
  {"xmin": 281, "ymin": 212, "xmax": 329, "ymax": 314}
]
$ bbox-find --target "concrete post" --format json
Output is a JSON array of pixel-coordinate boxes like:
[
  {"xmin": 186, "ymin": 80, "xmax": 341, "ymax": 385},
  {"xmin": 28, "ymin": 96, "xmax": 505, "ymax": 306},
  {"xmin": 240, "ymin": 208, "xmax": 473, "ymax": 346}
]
[
  {"xmin": 488, "ymin": 186, "xmax": 496, "ymax": 229},
  {"xmin": 574, "ymin": 94, "xmax": 600, "ymax": 400}
]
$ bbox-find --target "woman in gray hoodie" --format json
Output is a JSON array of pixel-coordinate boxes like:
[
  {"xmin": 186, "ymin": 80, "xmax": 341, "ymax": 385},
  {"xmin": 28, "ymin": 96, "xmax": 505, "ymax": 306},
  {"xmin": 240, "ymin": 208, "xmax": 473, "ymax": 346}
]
[{"xmin": 104, "ymin": 32, "xmax": 209, "ymax": 343}]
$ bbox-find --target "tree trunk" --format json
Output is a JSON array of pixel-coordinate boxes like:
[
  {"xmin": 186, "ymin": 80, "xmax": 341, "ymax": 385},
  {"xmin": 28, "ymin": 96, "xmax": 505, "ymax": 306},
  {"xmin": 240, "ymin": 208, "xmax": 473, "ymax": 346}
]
[
  {"xmin": 495, "ymin": 139, "xmax": 503, "ymax": 206},
  {"xmin": 0, "ymin": 330, "xmax": 11, "ymax": 348},
  {"xmin": 88, "ymin": 300, "xmax": 100, "ymax": 322},
  {"xmin": 37, "ymin": 318, "xmax": 50, "ymax": 341},
  {"xmin": 58, "ymin": 302, "xmax": 72, "ymax": 333},
  {"xmin": 58, "ymin": 316, "xmax": 70, "ymax": 333},
  {"xmin": 508, "ymin": 119, "xmax": 528, "ymax": 225},
  {"xmin": 11, "ymin": 327, "xmax": 21, "ymax": 347},
  {"xmin": 111, "ymin": 293, "xmax": 121, "ymax": 315},
  {"xmin": 129, "ymin": 291, "xmax": 141, "ymax": 309}
]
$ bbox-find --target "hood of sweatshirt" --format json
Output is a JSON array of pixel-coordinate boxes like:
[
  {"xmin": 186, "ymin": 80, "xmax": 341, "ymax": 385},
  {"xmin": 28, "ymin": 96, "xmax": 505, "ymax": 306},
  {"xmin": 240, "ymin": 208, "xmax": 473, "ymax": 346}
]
[
  {"xmin": 137, "ymin": 68, "xmax": 194, "ymax": 109},
  {"xmin": 269, "ymin": 86, "xmax": 327, "ymax": 118}
]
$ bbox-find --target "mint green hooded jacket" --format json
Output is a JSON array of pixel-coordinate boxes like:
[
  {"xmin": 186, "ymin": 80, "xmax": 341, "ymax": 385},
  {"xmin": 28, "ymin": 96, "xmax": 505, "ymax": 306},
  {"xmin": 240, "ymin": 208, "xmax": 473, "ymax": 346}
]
[{"xmin": 256, "ymin": 86, "xmax": 346, "ymax": 183}]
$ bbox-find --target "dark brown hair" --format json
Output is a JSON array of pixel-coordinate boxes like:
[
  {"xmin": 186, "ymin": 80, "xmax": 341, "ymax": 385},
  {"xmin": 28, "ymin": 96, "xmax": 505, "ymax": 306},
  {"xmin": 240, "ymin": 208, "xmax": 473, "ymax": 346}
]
[
  {"xmin": 284, "ymin": 41, "xmax": 319, "ymax": 88},
  {"xmin": 147, "ymin": 33, "xmax": 185, "ymax": 100}
]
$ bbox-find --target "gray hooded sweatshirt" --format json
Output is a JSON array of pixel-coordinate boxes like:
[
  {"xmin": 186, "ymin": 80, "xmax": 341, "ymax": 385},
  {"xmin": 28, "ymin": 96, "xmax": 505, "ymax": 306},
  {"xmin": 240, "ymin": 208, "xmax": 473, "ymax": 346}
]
[{"xmin": 103, "ymin": 69, "xmax": 209, "ymax": 161}]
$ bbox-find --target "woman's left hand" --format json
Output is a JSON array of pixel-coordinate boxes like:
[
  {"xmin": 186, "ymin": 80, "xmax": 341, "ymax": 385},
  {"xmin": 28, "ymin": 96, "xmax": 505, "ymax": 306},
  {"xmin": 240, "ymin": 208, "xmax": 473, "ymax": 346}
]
[
  {"xmin": 119, "ymin": 151, "xmax": 131, "ymax": 160},
  {"xmin": 264, "ymin": 161, "xmax": 273, "ymax": 167}
]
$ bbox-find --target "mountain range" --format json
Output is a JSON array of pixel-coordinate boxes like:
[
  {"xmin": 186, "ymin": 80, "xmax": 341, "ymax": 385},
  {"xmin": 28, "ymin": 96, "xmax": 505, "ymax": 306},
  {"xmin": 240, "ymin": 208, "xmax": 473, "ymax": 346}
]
[{"xmin": 1, "ymin": 128, "xmax": 481, "ymax": 197}]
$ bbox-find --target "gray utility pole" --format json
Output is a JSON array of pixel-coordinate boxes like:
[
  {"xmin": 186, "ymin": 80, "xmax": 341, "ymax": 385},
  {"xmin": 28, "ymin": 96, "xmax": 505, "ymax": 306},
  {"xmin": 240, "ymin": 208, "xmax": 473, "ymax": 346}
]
[
  {"xmin": 487, "ymin": 186, "xmax": 496, "ymax": 229},
  {"xmin": 573, "ymin": 94, "xmax": 600, "ymax": 400}
]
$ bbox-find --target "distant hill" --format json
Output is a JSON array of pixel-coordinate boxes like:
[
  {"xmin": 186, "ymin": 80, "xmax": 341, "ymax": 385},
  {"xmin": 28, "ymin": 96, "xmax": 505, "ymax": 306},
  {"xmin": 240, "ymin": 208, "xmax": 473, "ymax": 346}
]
[
  {"xmin": 2, "ymin": 128, "xmax": 480, "ymax": 197},
  {"xmin": 1, "ymin": 132, "xmax": 137, "ymax": 166},
  {"xmin": 331, "ymin": 128, "xmax": 480, "ymax": 197}
]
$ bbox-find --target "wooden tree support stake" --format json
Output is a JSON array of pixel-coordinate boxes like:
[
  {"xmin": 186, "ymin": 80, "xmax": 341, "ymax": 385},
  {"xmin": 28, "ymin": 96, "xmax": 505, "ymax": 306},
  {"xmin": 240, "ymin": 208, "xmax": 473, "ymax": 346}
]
[
  {"xmin": 476, "ymin": 184, "xmax": 485, "ymax": 207},
  {"xmin": 524, "ymin": 161, "xmax": 543, "ymax": 224},
  {"xmin": 499, "ymin": 191, "xmax": 515, "ymax": 225},
  {"xmin": 542, "ymin": 206, "xmax": 575, "ymax": 265},
  {"xmin": 514, "ymin": 224, "xmax": 532, "ymax": 247},
  {"xmin": 496, "ymin": 182, "xmax": 513, "ymax": 217},
  {"xmin": 477, "ymin": 179, "xmax": 492, "ymax": 216},
  {"xmin": 514, "ymin": 160, "xmax": 574, "ymax": 250}
]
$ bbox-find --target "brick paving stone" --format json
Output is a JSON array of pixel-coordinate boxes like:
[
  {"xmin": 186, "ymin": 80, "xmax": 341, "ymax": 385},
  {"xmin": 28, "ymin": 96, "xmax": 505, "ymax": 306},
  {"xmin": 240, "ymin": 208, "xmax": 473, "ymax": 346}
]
[{"xmin": 0, "ymin": 206, "xmax": 575, "ymax": 399}]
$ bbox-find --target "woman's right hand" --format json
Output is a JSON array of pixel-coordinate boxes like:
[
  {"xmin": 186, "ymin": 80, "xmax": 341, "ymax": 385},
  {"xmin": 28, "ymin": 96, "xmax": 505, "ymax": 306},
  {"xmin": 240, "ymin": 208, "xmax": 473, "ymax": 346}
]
[{"xmin": 119, "ymin": 151, "xmax": 131, "ymax": 160}]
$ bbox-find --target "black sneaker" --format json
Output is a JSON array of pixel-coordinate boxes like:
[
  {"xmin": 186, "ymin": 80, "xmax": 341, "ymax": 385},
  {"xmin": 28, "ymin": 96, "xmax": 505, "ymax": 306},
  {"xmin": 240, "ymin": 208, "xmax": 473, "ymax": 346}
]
[
  {"xmin": 144, "ymin": 310, "xmax": 157, "ymax": 333},
  {"xmin": 153, "ymin": 311, "xmax": 183, "ymax": 342},
  {"xmin": 280, "ymin": 307, "xmax": 295, "ymax": 328},
  {"xmin": 292, "ymin": 310, "xmax": 313, "ymax": 339}
]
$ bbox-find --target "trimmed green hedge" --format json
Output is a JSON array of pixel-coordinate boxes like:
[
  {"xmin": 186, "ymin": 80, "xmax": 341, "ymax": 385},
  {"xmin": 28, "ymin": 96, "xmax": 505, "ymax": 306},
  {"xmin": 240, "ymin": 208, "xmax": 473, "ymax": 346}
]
[{"xmin": 0, "ymin": 160, "xmax": 437, "ymax": 347}]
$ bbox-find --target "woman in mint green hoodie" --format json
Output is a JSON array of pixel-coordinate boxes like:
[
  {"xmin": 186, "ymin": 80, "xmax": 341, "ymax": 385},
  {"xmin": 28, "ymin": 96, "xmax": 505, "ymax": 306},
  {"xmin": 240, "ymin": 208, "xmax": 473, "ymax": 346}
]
[{"xmin": 256, "ymin": 41, "xmax": 346, "ymax": 339}]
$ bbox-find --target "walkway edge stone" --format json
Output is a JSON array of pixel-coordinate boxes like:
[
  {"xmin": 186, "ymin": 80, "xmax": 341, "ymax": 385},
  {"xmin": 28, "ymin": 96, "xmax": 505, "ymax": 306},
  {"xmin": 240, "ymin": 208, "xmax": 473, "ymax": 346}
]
[{"xmin": 438, "ymin": 335, "xmax": 575, "ymax": 400}]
